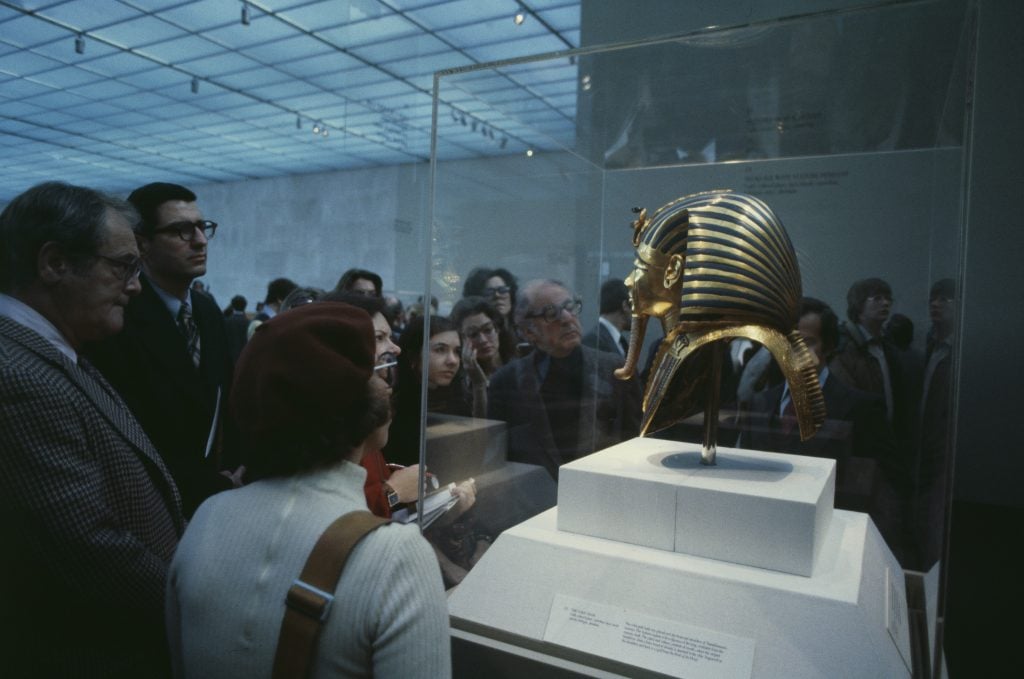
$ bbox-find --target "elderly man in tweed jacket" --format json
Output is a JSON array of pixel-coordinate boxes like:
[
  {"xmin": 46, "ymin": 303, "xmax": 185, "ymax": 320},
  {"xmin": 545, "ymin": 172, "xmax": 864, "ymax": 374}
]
[{"xmin": 0, "ymin": 182, "xmax": 184, "ymax": 678}]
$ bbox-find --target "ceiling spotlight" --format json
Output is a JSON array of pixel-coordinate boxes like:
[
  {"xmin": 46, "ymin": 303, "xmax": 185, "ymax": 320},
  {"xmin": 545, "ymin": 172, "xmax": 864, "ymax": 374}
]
[
  {"xmin": 74, "ymin": 34, "xmax": 85, "ymax": 55},
  {"xmin": 481, "ymin": 126, "xmax": 488, "ymax": 138},
  {"xmin": 581, "ymin": 74, "xmax": 592, "ymax": 91},
  {"xmin": 526, "ymin": 149, "xmax": 534, "ymax": 157},
  {"xmin": 296, "ymin": 115, "xmax": 302, "ymax": 130},
  {"xmin": 321, "ymin": 128, "xmax": 329, "ymax": 138},
  {"xmin": 459, "ymin": 114, "xmax": 467, "ymax": 126},
  {"xmin": 500, "ymin": 137, "xmax": 508, "ymax": 149},
  {"xmin": 241, "ymin": 2, "xmax": 251, "ymax": 26},
  {"xmin": 312, "ymin": 122, "xmax": 321, "ymax": 134},
  {"xmin": 450, "ymin": 108, "xmax": 459, "ymax": 123},
  {"xmin": 190, "ymin": 77, "xmax": 199, "ymax": 94},
  {"xmin": 514, "ymin": 12, "xmax": 525, "ymax": 25},
  {"xmin": 471, "ymin": 120, "xmax": 478, "ymax": 132}
]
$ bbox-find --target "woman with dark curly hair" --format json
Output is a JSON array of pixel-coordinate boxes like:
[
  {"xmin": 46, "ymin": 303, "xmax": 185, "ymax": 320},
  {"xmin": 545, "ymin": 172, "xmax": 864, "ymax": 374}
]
[
  {"xmin": 462, "ymin": 266, "xmax": 516, "ymax": 320},
  {"xmin": 451, "ymin": 295, "xmax": 512, "ymax": 377},
  {"xmin": 462, "ymin": 266, "xmax": 522, "ymax": 358}
]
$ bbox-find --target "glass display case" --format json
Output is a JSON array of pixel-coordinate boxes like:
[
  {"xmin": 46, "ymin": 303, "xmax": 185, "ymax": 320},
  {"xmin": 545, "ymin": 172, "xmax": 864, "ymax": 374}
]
[{"xmin": 419, "ymin": 1, "xmax": 973, "ymax": 675}]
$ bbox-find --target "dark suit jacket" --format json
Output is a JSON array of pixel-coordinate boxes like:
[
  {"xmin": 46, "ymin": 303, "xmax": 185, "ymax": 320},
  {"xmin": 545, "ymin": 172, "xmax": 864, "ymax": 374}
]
[
  {"xmin": 487, "ymin": 345, "xmax": 641, "ymax": 479},
  {"xmin": 582, "ymin": 321, "xmax": 624, "ymax": 356},
  {"xmin": 741, "ymin": 372, "xmax": 895, "ymax": 511},
  {"xmin": 85, "ymin": 276, "xmax": 235, "ymax": 516},
  {"xmin": 224, "ymin": 311, "xmax": 250, "ymax": 364},
  {"xmin": 0, "ymin": 316, "xmax": 183, "ymax": 678}
]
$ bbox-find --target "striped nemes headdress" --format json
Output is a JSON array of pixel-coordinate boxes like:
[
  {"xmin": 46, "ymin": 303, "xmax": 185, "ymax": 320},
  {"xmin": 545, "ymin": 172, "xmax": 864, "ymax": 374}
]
[
  {"xmin": 631, "ymin": 190, "xmax": 824, "ymax": 442},
  {"xmin": 635, "ymin": 189, "xmax": 802, "ymax": 333}
]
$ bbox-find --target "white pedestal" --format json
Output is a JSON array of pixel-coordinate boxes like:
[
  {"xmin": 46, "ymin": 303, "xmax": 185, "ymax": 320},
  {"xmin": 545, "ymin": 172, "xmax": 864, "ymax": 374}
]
[
  {"xmin": 557, "ymin": 439, "xmax": 835, "ymax": 576},
  {"xmin": 450, "ymin": 438, "xmax": 911, "ymax": 677},
  {"xmin": 449, "ymin": 507, "xmax": 912, "ymax": 679}
]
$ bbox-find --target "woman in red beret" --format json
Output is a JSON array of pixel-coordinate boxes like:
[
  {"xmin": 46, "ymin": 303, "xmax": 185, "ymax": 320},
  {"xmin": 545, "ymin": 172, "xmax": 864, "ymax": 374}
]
[{"xmin": 166, "ymin": 302, "xmax": 451, "ymax": 677}]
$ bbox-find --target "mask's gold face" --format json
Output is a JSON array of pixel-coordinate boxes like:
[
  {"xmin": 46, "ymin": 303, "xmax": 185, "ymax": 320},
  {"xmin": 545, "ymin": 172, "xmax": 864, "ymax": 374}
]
[
  {"xmin": 626, "ymin": 249, "xmax": 684, "ymax": 321},
  {"xmin": 625, "ymin": 256, "xmax": 676, "ymax": 320}
]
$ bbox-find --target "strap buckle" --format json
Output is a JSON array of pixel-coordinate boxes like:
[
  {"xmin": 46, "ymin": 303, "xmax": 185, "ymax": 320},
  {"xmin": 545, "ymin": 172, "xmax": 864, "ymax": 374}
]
[{"xmin": 285, "ymin": 579, "xmax": 334, "ymax": 622}]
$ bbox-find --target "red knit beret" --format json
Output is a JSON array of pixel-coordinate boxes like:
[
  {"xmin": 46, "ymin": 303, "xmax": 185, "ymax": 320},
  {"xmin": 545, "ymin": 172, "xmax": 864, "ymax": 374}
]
[{"xmin": 230, "ymin": 302, "xmax": 375, "ymax": 441}]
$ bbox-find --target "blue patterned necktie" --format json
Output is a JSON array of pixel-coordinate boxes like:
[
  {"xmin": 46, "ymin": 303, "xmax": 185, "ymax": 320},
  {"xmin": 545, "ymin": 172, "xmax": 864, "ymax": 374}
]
[{"xmin": 177, "ymin": 302, "xmax": 201, "ymax": 368}]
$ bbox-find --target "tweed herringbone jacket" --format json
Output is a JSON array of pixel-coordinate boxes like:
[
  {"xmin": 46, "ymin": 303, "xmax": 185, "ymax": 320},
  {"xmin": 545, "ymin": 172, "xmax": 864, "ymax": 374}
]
[{"xmin": 0, "ymin": 315, "xmax": 184, "ymax": 678}]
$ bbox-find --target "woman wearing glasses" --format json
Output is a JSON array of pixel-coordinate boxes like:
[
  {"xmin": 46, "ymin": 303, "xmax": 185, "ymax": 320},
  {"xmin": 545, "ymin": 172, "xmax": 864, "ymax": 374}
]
[
  {"xmin": 451, "ymin": 296, "xmax": 514, "ymax": 379},
  {"xmin": 462, "ymin": 266, "xmax": 523, "ymax": 358}
]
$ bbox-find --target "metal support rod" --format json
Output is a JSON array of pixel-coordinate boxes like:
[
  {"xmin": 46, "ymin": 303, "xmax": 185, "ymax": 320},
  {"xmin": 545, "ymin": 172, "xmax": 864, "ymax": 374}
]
[{"xmin": 701, "ymin": 342, "xmax": 723, "ymax": 465}]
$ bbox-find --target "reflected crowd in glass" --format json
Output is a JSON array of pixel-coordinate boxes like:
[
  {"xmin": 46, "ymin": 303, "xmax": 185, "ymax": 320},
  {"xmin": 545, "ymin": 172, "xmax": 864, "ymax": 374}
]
[{"xmin": 414, "ymin": 265, "xmax": 956, "ymax": 582}]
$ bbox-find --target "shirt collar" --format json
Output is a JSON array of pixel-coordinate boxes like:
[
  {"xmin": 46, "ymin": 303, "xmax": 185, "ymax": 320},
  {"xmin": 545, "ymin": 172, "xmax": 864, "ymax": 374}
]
[
  {"xmin": 148, "ymin": 275, "xmax": 194, "ymax": 319},
  {"xmin": 598, "ymin": 316, "xmax": 624, "ymax": 350},
  {"xmin": 0, "ymin": 293, "xmax": 78, "ymax": 363},
  {"xmin": 780, "ymin": 366, "xmax": 830, "ymax": 415}
]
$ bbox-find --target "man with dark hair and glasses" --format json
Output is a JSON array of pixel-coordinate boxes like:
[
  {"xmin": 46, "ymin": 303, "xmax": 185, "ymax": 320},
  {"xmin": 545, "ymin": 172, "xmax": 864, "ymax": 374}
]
[
  {"xmin": 87, "ymin": 182, "xmax": 242, "ymax": 517},
  {"xmin": 487, "ymin": 279, "xmax": 641, "ymax": 480},
  {"xmin": 0, "ymin": 181, "xmax": 184, "ymax": 677}
]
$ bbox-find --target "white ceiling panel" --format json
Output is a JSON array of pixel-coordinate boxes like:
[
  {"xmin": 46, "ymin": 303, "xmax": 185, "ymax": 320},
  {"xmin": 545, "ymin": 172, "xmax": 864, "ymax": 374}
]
[
  {"xmin": 0, "ymin": 0, "xmax": 580, "ymax": 202},
  {"xmin": 158, "ymin": 0, "xmax": 246, "ymax": 32},
  {"xmin": 316, "ymin": 13, "xmax": 418, "ymax": 47},
  {"xmin": 21, "ymin": 1, "xmax": 136, "ymax": 33},
  {"xmin": 91, "ymin": 15, "xmax": 183, "ymax": 48}
]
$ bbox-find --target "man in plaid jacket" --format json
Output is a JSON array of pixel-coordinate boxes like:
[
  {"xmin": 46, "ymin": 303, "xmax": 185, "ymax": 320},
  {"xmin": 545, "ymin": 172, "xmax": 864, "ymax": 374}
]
[{"xmin": 0, "ymin": 182, "xmax": 184, "ymax": 678}]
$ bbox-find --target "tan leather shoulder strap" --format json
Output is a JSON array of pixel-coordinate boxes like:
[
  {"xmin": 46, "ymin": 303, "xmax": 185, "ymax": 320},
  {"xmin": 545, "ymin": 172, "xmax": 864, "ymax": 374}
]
[{"xmin": 272, "ymin": 511, "xmax": 391, "ymax": 679}]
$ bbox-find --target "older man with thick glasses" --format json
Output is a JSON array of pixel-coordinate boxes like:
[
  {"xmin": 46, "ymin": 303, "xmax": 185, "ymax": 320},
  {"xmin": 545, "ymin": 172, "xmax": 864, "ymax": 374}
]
[
  {"xmin": 87, "ymin": 182, "xmax": 243, "ymax": 517},
  {"xmin": 0, "ymin": 181, "xmax": 183, "ymax": 677},
  {"xmin": 487, "ymin": 279, "xmax": 641, "ymax": 480}
]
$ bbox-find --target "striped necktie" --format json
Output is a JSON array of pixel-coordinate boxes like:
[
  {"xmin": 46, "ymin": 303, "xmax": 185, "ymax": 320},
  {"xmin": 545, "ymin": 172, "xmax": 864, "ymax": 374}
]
[{"xmin": 177, "ymin": 302, "xmax": 201, "ymax": 368}]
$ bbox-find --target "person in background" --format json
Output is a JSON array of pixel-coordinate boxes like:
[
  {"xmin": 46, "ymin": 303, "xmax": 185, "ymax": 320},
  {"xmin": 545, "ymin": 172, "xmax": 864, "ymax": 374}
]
[
  {"xmin": 463, "ymin": 266, "xmax": 521, "ymax": 357},
  {"xmin": 279, "ymin": 285, "xmax": 326, "ymax": 312},
  {"xmin": 248, "ymin": 277, "xmax": 298, "ymax": 339},
  {"xmin": 335, "ymin": 267, "xmax": 382, "ymax": 297},
  {"xmin": 582, "ymin": 278, "xmax": 631, "ymax": 357},
  {"xmin": 386, "ymin": 315, "xmax": 485, "ymax": 467},
  {"xmin": 910, "ymin": 278, "xmax": 957, "ymax": 570},
  {"xmin": 167, "ymin": 302, "xmax": 450, "ymax": 677},
  {"xmin": 740, "ymin": 298, "xmax": 895, "ymax": 517},
  {"xmin": 451, "ymin": 295, "xmax": 514, "ymax": 378},
  {"xmin": 223, "ymin": 294, "xmax": 248, "ymax": 364},
  {"xmin": 85, "ymin": 181, "xmax": 242, "ymax": 517},
  {"xmin": 830, "ymin": 277, "xmax": 906, "ymax": 431},
  {"xmin": 322, "ymin": 291, "xmax": 421, "ymax": 518},
  {"xmin": 488, "ymin": 279, "xmax": 641, "ymax": 479},
  {"xmin": 383, "ymin": 294, "xmax": 407, "ymax": 339},
  {"xmin": 1, "ymin": 181, "xmax": 183, "ymax": 677}
]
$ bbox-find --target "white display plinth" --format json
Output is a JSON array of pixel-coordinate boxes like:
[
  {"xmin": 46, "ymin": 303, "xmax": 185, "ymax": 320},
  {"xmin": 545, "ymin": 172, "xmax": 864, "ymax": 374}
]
[
  {"xmin": 449, "ymin": 507, "xmax": 911, "ymax": 679},
  {"xmin": 558, "ymin": 439, "xmax": 835, "ymax": 576}
]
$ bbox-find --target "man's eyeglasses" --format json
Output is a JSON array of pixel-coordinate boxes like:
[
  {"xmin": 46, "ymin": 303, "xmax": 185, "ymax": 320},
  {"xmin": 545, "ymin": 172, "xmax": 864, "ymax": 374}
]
[
  {"xmin": 866, "ymin": 293, "xmax": 892, "ymax": 303},
  {"xmin": 484, "ymin": 285, "xmax": 511, "ymax": 298},
  {"xmin": 464, "ymin": 321, "xmax": 497, "ymax": 341},
  {"xmin": 153, "ymin": 220, "xmax": 218, "ymax": 242},
  {"xmin": 93, "ymin": 254, "xmax": 142, "ymax": 284},
  {"xmin": 525, "ymin": 297, "xmax": 582, "ymax": 323}
]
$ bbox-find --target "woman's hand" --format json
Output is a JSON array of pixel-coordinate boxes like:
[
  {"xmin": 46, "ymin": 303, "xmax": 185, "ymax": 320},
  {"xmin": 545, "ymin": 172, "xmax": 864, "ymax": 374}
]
[
  {"xmin": 462, "ymin": 343, "xmax": 487, "ymax": 388},
  {"xmin": 449, "ymin": 477, "xmax": 477, "ymax": 516},
  {"xmin": 386, "ymin": 464, "xmax": 422, "ymax": 503}
]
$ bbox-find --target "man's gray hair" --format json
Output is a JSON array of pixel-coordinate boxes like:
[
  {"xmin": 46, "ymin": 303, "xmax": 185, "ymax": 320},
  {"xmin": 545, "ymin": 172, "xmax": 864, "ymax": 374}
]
[
  {"xmin": 0, "ymin": 181, "xmax": 139, "ymax": 293},
  {"xmin": 513, "ymin": 278, "xmax": 571, "ymax": 331}
]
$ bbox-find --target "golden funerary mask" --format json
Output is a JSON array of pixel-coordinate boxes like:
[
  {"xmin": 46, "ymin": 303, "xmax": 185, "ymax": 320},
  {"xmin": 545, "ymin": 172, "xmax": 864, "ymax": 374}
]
[{"xmin": 615, "ymin": 190, "xmax": 825, "ymax": 464}]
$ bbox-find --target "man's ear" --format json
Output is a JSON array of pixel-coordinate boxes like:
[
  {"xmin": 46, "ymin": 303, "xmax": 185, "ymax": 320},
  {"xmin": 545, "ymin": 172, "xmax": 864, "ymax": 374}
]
[
  {"xmin": 663, "ymin": 254, "xmax": 684, "ymax": 288},
  {"xmin": 37, "ymin": 241, "xmax": 71, "ymax": 284},
  {"xmin": 520, "ymin": 321, "xmax": 537, "ymax": 345}
]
